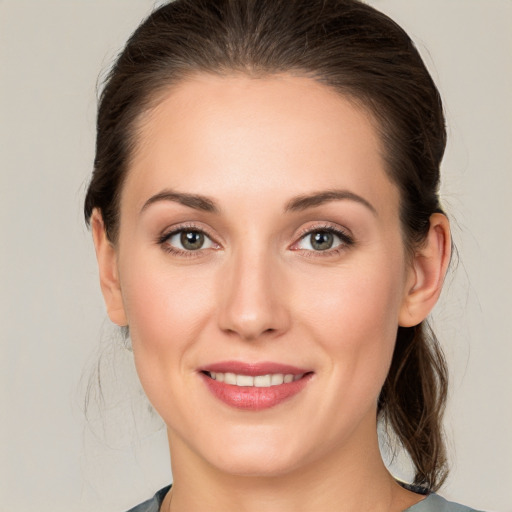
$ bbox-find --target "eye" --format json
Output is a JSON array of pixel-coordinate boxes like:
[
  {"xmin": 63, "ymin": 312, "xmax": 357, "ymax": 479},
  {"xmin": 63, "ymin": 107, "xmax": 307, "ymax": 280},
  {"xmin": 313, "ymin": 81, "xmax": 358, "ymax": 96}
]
[
  {"xmin": 162, "ymin": 228, "xmax": 216, "ymax": 252},
  {"xmin": 294, "ymin": 227, "xmax": 353, "ymax": 252}
]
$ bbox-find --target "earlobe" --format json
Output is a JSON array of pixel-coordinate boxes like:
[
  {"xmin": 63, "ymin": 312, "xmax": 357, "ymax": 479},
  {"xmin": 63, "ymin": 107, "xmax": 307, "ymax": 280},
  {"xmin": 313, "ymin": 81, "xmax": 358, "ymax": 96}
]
[
  {"xmin": 399, "ymin": 213, "xmax": 451, "ymax": 327},
  {"xmin": 91, "ymin": 209, "xmax": 128, "ymax": 326}
]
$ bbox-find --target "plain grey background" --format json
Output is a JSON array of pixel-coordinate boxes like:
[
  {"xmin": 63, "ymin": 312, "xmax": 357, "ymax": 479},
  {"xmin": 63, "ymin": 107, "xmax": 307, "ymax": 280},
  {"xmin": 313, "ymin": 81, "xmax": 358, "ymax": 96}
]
[{"xmin": 1, "ymin": 1, "xmax": 511, "ymax": 511}]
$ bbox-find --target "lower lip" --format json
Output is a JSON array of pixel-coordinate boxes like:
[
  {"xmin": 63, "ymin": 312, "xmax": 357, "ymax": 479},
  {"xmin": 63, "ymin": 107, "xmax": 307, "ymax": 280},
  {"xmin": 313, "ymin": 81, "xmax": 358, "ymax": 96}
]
[{"xmin": 200, "ymin": 373, "xmax": 313, "ymax": 411}]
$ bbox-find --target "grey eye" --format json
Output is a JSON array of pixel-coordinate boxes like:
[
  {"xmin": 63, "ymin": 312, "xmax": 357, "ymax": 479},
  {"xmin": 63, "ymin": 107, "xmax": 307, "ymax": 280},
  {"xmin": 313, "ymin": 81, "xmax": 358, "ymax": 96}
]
[
  {"xmin": 167, "ymin": 230, "xmax": 214, "ymax": 251},
  {"xmin": 309, "ymin": 231, "xmax": 334, "ymax": 251},
  {"xmin": 180, "ymin": 231, "xmax": 204, "ymax": 250},
  {"xmin": 296, "ymin": 230, "xmax": 347, "ymax": 252}
]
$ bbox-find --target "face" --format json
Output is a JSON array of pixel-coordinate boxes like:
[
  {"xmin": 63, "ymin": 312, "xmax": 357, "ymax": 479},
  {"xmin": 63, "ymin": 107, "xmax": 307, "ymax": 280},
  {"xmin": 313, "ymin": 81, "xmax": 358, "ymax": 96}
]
[{"xmin": 105, "ymin": 74, "xmax": 418, "ymax": 477}]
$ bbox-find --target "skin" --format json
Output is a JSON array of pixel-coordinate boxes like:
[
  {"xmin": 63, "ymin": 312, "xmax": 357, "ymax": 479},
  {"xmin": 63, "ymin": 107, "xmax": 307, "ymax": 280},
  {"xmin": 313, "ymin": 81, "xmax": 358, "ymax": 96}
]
[{"xmin": 92, "ymin": 74, "xmax": 451, "ymax": 511}]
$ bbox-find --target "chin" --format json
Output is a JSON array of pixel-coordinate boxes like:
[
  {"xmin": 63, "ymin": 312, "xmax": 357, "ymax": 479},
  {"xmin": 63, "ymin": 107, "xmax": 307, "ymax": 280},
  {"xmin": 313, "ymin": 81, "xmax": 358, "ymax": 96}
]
[
  {"xmin": 197, "ymin": 426, "xmax": 310, "ymax": 478},
  {"xmin": 210, "ymin": 451, "xmax": 304, "ymax": 478}
]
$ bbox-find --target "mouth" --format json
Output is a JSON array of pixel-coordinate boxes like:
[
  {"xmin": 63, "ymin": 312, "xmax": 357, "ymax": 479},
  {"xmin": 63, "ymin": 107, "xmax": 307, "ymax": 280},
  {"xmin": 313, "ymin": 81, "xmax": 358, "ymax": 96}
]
[
  {"xmin": 202, "ymin": 371, "xmax": 305, "ymax": 387},
  {"xmin": 199, "ymin": 361, "xmax": 313, "ymax": 410}
]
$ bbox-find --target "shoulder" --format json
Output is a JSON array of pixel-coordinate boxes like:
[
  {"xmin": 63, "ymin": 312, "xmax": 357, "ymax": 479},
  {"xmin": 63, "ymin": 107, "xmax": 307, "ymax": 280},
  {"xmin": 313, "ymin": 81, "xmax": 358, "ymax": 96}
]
[
  {"xmin": 405, "ymin": 493, "xmax": 485, "ymax": 512},
  {"xmin": 124, "ymin": 485, "xmax": 171, "ymax": 512}
]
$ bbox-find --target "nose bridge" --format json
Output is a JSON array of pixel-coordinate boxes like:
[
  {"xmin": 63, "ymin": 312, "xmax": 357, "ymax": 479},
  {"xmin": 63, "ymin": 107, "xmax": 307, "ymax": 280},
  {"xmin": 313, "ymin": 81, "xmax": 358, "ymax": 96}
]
[{"xmin": 217, "ymin": 241, "xmax": 288, "ymax": 340}]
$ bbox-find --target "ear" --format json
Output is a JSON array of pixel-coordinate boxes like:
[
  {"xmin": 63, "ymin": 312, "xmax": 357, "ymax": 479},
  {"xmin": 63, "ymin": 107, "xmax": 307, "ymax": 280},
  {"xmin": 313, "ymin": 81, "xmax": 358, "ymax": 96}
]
[
  {"xmin": 399, "ymin": 213, "xmax": 451, "ymax": 327},
  {"xmin": 91, "ymin": 209, "xmax": 127, "ymax": 326}
]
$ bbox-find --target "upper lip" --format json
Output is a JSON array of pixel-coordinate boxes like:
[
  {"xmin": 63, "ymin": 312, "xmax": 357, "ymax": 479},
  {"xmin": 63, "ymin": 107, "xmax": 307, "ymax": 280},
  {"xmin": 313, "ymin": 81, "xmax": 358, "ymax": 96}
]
[{"xmin": 200, "ymin": 361, "xmax": 311, "ymax": 376}]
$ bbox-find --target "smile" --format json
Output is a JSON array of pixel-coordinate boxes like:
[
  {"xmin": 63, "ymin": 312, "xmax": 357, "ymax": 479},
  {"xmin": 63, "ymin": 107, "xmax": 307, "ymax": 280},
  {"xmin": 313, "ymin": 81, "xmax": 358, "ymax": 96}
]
[
  {"xmin": 199, "ymin": 361, "xmax": 313, "ymax": 410},
  {"xmin": 205, "ymin": 372, "xmax": 304, "ymax": 387}
]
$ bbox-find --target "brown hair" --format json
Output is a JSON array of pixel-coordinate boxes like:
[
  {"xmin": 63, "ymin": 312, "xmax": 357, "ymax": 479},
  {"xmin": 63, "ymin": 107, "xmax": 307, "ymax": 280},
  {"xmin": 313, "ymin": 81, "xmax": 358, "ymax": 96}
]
[{"xmin": 84, "ymin": 0, "xmax": 449, "ymax": 490}]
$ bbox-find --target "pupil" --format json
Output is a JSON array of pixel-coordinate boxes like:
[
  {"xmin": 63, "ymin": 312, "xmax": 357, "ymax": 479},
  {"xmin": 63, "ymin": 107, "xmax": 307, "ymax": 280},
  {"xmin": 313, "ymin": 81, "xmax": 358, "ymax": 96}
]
[
  {"xmin": 181, "ymin": 231, "xmax": 204, "ymax": 250},
  {"xmin": 311, "ymin": 231, "xmax": 333, "ymax": 251}
]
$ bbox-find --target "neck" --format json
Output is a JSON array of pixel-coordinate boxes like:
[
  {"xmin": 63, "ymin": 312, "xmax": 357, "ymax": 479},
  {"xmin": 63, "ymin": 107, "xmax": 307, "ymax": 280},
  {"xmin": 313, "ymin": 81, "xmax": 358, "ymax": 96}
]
[{"xmin": 164, "ymin": 418, "xmax": 423, "ymax": 512}]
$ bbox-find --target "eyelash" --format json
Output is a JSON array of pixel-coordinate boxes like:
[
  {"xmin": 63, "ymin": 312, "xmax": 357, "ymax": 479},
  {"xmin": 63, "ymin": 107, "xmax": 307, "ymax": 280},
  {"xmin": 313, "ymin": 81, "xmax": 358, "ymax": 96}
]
[
  {"xmin": 157, "ymin": 222, "xmax": 218, "ymax": 258},
  {"xmin": 291, "ymin": 224, "xmax": 355, "ymax": 258},
  {"xmin": 157, "ymin": 222, "xmax": 354, "ymax": 258}
]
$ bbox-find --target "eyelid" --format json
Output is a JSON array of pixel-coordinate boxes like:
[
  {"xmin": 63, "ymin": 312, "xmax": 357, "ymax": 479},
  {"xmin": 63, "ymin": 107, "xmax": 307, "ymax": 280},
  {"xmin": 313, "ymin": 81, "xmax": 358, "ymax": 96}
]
[
  {"xmin": 158, "ymin": 220, "xmax": 217, "ymax": 240},
  {"xmin": 294, "ymin": 221, "xmax": 351, "ymax": 239},
  {"xmin": 157, "ymin": 222, "xmax": 221, "ymax": 255},
  {"xmin": 290, "ymin": 222, "xmax": 354, "ymax": 253}
]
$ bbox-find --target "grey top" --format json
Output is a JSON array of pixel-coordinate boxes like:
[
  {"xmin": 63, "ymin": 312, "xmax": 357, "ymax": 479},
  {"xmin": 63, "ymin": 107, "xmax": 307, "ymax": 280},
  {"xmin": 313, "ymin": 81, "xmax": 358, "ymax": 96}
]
[
  {"xmin": 404, "ymin": 493, "xmax": 483, "ymax": 512},
  {"xmin": 125, "ymin": 485, "xmax": 483, "ymax": 512},
  {"xmin": 126, "ymin": 486, "xmax": 169, "ymax": 512}
]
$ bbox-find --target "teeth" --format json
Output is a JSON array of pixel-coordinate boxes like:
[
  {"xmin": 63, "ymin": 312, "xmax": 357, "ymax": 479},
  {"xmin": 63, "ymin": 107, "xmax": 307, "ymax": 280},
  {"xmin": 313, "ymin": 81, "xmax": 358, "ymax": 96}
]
[
  {"xmin": 207, "ymin": 372, "xmax": 303, "ymax": 387},
  {"xmin": 236, "ymin": 374, "xmax": 254, "ymax": 386},
  {"xmin": 224, "ymin": 372, "xmax": 237, "ymax": 385},
  {"xmin": 271, "ymin": 374, "xmax": 284, "ymax": 385},
  {"xmin": 254, "ymin": 375, "xmax": 271, "ymax": 387}
]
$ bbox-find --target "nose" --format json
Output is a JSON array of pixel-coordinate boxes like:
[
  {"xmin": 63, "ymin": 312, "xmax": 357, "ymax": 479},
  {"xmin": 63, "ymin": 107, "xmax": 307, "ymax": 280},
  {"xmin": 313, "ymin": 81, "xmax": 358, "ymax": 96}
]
[{"xmin": 217, "ymin": 248, "xmax": 290, "ymax": 341}]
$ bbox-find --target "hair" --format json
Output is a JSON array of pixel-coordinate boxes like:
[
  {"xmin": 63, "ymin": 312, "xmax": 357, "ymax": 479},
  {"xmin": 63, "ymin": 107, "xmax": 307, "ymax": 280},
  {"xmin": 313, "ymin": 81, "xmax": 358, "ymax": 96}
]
[{"xmin": 84, "ymin": 0, "xmax": 449, "ymax": 491}]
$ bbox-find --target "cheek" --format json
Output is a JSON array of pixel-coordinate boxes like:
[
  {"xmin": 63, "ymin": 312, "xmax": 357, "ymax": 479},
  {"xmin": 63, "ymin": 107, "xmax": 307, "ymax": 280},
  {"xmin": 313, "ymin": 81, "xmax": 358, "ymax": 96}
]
[
  {"xmin": 299, "ymin": 265, "xmax": 404, "ymax": 340},
  {"xmin": 118, "ymin": 251, "xmax": 214, "ymax": 376},
  {"xmin": 294, "ymin": 257, "xmax": 406, "ymax": 392},
  {"xmin": 122, "ymin": 254, "xmax": 203, "ymax": 330},
  {"xmin": 117, "ymin": 255, "xmax": 220, "ymax": 428}
]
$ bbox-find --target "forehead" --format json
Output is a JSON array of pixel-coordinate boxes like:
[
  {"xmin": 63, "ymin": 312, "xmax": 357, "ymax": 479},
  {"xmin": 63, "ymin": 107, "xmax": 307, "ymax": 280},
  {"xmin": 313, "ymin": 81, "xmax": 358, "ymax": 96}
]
[{"xmin": 123, "ymin": 73, "xmax": 398, "ymax": 216}]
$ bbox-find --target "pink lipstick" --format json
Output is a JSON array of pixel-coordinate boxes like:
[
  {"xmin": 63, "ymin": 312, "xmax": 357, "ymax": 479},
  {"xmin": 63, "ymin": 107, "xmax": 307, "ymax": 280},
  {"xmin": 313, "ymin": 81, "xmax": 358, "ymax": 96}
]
[{"xmin": 199, "ymin": 361, "xmax": 313, "ymax": 410}]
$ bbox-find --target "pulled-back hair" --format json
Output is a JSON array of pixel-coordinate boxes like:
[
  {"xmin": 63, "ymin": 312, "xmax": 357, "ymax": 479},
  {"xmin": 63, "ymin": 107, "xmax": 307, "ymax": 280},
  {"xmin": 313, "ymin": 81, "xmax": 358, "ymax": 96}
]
[{"xmin": 84, "ymin": 0, "xmax": 449, "ymax": 490}]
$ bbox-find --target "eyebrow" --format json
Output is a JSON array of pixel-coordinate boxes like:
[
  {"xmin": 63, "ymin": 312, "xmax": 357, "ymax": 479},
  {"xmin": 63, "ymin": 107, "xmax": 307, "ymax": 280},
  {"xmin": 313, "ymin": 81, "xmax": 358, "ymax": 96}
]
[
  {"xmin": 140, "ymin": 189, "xmax": 219, "ymax": 214},
  {"xmin": 140, "ymin": 187, "xmax": 376, "ymax": 216},
  {"xmin": 285, "ymin": 189, "xmax": 377, "ymax": 215}
]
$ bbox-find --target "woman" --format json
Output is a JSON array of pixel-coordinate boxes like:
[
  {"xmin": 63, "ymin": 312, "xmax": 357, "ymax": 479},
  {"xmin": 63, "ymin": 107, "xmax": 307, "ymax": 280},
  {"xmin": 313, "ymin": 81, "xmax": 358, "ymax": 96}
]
[{"xmin": 84, "ymin": 0, "xmax": 481, "ymax": 510}]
